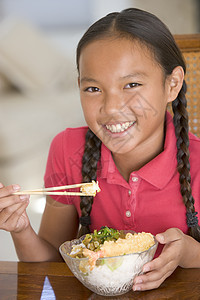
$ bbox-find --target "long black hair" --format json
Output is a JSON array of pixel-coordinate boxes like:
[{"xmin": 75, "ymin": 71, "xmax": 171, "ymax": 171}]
[{"xmin": 76, "ymin": 8, "xmax": 200, "ymax": 240}]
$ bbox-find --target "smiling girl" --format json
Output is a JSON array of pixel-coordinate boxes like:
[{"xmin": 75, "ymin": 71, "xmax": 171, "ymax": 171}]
[{"xmin": 0, "ymin": 8, "xmax": 200, "ymax": 292}]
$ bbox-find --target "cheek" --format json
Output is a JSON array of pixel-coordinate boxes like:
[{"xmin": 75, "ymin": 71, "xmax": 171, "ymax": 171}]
[
  {"xmin": 131, "ymin": 87, "xmax": 167, "ymax": 120},
  {"xmin": 80, "ymin": 96, "xmax": 90, "ymax": 114},
  {"xmin": 80, "ymin": 94, "xmax": 100, "ymax": 115},
  {"xmin": 80, "ymin": 98, "xmax": 98, "ymax": 126}
]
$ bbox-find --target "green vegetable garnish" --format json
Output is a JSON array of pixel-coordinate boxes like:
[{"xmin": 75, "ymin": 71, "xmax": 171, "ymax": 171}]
[{"xmin": 82, "ymin": 226, "xmax": 121, "ymax": 252}]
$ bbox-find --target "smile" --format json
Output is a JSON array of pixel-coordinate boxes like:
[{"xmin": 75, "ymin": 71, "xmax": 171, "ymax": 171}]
[{"xmin": 105, "ymin": 121, "xmax": 135, "ymax": 133}]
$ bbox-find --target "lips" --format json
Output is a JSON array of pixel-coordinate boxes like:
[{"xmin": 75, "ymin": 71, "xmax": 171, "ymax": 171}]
[{"xmin": 105, "ymin": 121, "xmax": 135, "ymax": 133}]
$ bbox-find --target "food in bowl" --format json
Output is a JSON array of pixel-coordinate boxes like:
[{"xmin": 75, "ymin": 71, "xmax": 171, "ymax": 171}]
[{"xmin": 59, "ymin": 227, "xmax": 158, "ymax": 296}]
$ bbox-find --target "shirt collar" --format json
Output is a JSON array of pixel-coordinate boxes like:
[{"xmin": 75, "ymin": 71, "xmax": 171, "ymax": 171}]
[
  {"xmin": 99, "ymin": 143, "xmax": 117, "ymax": 177},
  {"xmin": 98, "ymin": 141, "xmax": 129, "ymax": 188},
  {"xmin": 137, "ymin": 112, "xmax": 178, "ymax": 189},
  {"xmin": 99, "ymin": 112, "xmax": 177, "ymax": 189}
]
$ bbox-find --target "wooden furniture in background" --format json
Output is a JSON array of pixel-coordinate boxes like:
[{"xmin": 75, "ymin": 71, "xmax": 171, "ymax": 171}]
[{"xmin": 169, "ymin": 34, "xmax": 200, "ymax": 137}]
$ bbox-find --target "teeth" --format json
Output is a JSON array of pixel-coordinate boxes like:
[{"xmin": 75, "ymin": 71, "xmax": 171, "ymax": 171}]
[{"xmin": 105, "ymin": 121, "xmax": 134, "ymax": 133}]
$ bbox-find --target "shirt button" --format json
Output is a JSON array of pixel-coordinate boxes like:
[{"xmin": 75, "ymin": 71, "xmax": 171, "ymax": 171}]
[
  {"xmin": 126, "ymin": 210, "xmax": 131, "ymax": 217},
  {"xmin": 128, "ymin": 190, "xmax": 131, "ymax": 195},
  {"xmin": 132, "ymin": 176, "xmax": 138, "ymax": 182}
]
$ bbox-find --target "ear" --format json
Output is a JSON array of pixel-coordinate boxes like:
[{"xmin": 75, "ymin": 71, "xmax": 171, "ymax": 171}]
[{"xmin": 166, "ymin": 66, "xmax": 184, "ymax": 103}]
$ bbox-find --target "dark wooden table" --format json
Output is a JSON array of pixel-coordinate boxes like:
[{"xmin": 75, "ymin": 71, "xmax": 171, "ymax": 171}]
[{"xmin": 0, "ymin": 261, "xmax": 200, "ymax": 299}]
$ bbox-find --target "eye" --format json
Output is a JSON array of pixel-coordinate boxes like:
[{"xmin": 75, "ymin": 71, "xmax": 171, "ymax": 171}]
[
  {"xmin": 84, "ymin": 86, "xmax": 101, "ymax": 93},
  {"xmin": 124, "ymin": 83, "xmax": 141, "ymax": 89}
]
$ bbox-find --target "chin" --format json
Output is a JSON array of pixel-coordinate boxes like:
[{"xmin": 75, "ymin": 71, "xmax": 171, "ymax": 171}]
[{"xmin": 106, "ymin": 141, "xmax": 135, "ymax": 154}]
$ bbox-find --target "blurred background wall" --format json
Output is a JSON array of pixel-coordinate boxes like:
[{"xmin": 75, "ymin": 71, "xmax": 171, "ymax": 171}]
[
  {"xmin": 0, "ymin": 0, "xmax": 199, "ymax": 260},
  {"xmin": 0, "ymin": 0, "xmax": 199, "ymax": 32}
]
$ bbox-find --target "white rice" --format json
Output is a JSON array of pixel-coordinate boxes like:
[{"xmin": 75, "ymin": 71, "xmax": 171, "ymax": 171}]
[{"xmin": 80, "ymin": 252, "xmax": 150, "ymax": 293}]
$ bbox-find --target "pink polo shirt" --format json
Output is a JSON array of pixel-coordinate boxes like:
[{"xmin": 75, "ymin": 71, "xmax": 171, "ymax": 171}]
[{"xmin": 44, "ymin": 112, "xmax": 200, "ymax": 255}]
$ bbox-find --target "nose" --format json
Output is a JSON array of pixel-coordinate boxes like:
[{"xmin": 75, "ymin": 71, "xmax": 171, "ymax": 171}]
[{"xmin": 101, "ymin": 91, "xmax": 125, "ymax": 117}]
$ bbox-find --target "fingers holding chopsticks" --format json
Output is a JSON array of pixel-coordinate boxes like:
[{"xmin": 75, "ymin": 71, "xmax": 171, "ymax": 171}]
[
  {"xmin": 0, "ymin": 183, "xmax": 30, "ymax": 232},
  {"xmin": 0, "ymin": 183, "xmax": 21, "ymax": 198},
  {"xmin": 0, "ymin": 183, "xmax": 29, "ymax": 208}
]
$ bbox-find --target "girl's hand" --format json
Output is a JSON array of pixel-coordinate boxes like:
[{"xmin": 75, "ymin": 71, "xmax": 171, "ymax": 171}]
[
  {"xmin": 0, "ymin": 183, "xmax": 30, "ymax": 233},
  {"xmin": 133, "ymin": 228, "xmax": 200, "ymax": 291}
]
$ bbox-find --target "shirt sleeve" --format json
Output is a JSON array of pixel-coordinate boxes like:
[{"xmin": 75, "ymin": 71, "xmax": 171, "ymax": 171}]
[{"xmin": 44, "ymin": 130, "xmax": 73, "ymax": 204}]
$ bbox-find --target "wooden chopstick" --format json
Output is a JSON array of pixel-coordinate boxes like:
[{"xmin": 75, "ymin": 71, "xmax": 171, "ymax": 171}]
[
  {"xmin": 12, "ymin": 181, "xmax": 99, "ymax": 197},
  {"xmin": 13, "ymin": 191, "xmax": 90, "ymax": 196},
  {"xmin": 16, "ymin": 182, "xmax": 91, "ymax": 193}
]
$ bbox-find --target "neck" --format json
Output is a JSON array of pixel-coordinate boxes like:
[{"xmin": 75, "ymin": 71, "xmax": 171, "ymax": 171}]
[{"xmin": 112, "ymin": 129, "xmax": 165, "ymax": 182}]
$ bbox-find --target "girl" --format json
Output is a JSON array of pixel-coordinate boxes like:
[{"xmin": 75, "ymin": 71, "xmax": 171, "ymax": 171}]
[{"xmin": 0, "ymin": 8, "xmax": 200, "ymax": 292}]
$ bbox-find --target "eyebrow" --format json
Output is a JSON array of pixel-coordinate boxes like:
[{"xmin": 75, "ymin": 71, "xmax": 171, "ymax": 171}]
[
  {"xmin": 80, "ymin": 72, "xmax": 147, "ymax": 84},
  {"xmin": 80, "ymin": 77, "xmax": 99, "ymax": 84},
  {"xmin": 119, "ymin": 72, "xmax": 147, "ymax": 79}
]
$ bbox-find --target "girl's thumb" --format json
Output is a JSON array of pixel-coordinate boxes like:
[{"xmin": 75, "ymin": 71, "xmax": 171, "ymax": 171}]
[
  {"xmin": 156, "ymin": 233, "xmax": 165, "ymax": 244},
  {"xmin": 156, "ymin": 228, "xmax": 182, "ymax": 245}
]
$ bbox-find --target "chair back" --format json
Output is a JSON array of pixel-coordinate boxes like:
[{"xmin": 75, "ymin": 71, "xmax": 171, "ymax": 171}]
[{"xmin": 169, "ymin": 34, "xmax": 200, "ymax": 137}]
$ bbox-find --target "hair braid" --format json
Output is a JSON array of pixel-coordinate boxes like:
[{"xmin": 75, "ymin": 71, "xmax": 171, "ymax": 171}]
[
  {"xmin": 78, "ymin": 129, "xmax": 101, "ymax": 237},
  {"xmin": 172, "ymin": 80, "xmax": 200, "ymax": 242}
]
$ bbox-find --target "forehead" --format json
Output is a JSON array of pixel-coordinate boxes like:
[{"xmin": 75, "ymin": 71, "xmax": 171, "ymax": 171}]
[{"xmin": 78, "ymin": 37, "xmax": 161, "ymax": 77}]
